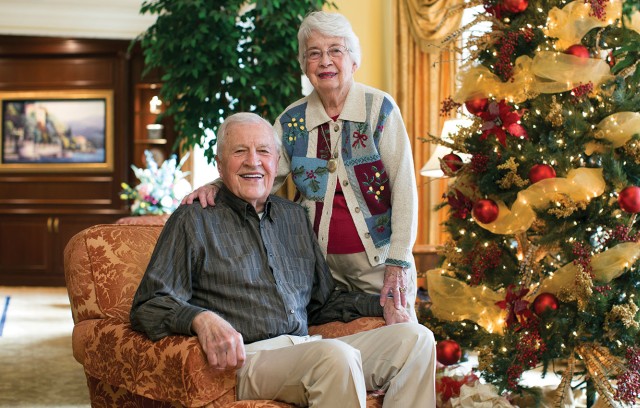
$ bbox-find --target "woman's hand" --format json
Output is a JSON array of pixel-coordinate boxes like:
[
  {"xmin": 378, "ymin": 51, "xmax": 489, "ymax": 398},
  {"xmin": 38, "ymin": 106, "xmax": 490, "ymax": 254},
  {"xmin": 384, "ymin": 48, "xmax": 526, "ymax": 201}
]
[
  {"xmin": 181, "ymin": 183, "xmax": 220, "ymax": 208},
  {"xmin": 380, "ymin": 265, "xmax": 408, "ymax": 310},
  {"xmin": 192, "ymin": 311, "xmax": 246, "ymax": 370}
]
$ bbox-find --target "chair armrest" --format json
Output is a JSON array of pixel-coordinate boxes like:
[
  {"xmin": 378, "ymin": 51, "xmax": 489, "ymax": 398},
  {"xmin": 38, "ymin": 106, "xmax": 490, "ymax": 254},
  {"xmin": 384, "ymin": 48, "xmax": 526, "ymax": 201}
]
[
  {"xmin": 74, "ymin": 318, "xmax": 237, "ymax": 407},
  {"xmin": 308, "ymin": 317, "xmax": 385, "ymax": 338}
]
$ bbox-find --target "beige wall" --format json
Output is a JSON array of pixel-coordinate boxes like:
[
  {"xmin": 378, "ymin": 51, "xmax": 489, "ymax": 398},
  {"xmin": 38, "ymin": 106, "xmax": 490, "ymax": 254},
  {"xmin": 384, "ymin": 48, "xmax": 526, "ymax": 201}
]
[{"xmin": 330, "ymin": 0, "xmax": 392, "ymax": 93}]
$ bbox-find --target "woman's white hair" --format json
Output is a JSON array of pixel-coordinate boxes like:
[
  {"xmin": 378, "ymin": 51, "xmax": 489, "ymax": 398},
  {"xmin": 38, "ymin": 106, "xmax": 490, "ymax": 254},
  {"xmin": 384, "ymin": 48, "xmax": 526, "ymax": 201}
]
[
  {"xmin": 297, "ymin": 11, "xmax": 361, "ymax": 72},
  {"xmin": 216, "ymin": 112, "xmax": 280, "ymax": 159}
]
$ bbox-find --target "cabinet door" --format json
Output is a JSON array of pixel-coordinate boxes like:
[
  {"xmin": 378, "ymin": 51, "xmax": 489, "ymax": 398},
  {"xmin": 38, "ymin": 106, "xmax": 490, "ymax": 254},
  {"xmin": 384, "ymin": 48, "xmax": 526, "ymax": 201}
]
[
  {"xmin": 0, "ymin": 214, "xmax": 122, "ymax": 286},
  {"xmin": 0, "ymin": 215, "xmax": 55, "ymax": 285}
]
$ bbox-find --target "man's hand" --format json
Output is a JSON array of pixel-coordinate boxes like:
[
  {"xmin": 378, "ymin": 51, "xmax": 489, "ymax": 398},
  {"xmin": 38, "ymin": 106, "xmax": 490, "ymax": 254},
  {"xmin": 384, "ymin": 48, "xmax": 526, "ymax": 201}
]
[
  {"xmin": 191, "ymin": 311, "xmax": 246, "ymax": 370},
  {"xmin": 380, "ymin": 265, "xmax": 408, "ymax": 309},
  {"xmin": 181, "ymin": 184, "xmax": 219, "ymax": 208},
  {"xmin": 383, "ymin": 300, "xmax": 411, "ymax": 325}
]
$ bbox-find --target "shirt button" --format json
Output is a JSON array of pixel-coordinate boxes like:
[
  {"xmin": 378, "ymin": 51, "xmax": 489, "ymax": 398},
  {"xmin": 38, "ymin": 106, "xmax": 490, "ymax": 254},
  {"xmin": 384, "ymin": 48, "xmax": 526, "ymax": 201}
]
[
  {"xmin": 365, "ymin": 232, "xmax": 370, "ymax": 238},
  {"xmin": 333, "ymin": 124, "xmax": 340, "ymax": 132},
  {"xmin": 354, "ymin": 207, "xmax": 360, "ymax": 213},
  {"xmin": 342, "ymin": 180, "xmax": 349, "ymax": 187},
  {"xmin": 374, "ymin": 256, "xmax": 379, "ymax": 262},
  {"xmin": 289, "ymin": 309, "xmax": 294, "ymax": 314}
]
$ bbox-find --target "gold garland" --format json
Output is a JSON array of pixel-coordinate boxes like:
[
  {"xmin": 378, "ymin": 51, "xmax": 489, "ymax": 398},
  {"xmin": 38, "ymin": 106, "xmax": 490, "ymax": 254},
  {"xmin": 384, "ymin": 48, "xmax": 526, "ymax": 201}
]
[
  {"xmin": 604, "ymin": 300, "xmax": 640, "ymax": 341},
  {"xmin": 545, "ymin": 96, "xmax": 565, "ymax": 127},
  {"xmin": 547, "ymin": 193, "xmax": 588, "ymax": 218},
  {"xmin": 497, "ymin": 157, "xmax": 529, "ymax": 189},
  {"xmin": 622, "ymin": 139, "xmax": 640, "ymax": 165}
]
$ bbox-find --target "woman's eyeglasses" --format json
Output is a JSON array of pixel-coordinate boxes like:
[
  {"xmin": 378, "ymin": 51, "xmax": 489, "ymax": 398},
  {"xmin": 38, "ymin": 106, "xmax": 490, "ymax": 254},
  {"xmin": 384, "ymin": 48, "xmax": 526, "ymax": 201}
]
[{"xmin": 304, "ymin": 45, "xmax": 350, "ymax": 62}]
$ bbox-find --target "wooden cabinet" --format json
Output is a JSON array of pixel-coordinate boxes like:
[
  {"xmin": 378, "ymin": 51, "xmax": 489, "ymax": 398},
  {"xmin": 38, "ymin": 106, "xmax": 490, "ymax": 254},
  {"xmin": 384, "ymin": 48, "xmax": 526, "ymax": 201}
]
[
  {"xmin": 0, "ymin": 213, "xmax": 122, "ymax": 286},
  {"xmin": 0, "ymin": 35, "xmax": 132, "ymax": 286},
  {"xmin": 133, "ymin": 83, "xmax": 176, "ymax": 168}
]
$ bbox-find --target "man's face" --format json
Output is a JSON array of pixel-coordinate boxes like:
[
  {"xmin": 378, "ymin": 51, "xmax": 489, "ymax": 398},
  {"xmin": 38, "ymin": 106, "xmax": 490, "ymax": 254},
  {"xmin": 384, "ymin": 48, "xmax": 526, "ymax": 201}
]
[{"xmin": 216, "ymin": 122, "xmax": 279, "ymax": 212}]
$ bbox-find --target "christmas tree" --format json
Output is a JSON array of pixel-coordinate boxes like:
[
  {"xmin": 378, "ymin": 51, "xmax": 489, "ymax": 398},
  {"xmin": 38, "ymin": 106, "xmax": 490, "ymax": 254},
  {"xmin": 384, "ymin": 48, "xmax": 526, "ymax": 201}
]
[{"xmin": 422, "ymin": 0, "xmax": 640, "ymax": 406}]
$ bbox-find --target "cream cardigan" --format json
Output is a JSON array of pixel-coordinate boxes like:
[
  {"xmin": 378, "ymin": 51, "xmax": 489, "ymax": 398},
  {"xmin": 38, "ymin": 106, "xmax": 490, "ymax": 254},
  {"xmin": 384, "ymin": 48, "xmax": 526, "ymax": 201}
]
[{"xmin": 273, "ymin": 82, "xmax": 418, "ymax": 268}]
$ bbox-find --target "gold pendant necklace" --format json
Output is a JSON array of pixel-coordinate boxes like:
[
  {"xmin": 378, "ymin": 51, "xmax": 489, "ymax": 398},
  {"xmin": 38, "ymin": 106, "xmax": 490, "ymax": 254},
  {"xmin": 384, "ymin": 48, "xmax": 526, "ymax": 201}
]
[
  {"xmin": 320, "ymin": 124, "xmax": 340, "ymax": 173},
  {"xmin": 327, "ymin": 156, "xmax": 338, "ymax": 173}
]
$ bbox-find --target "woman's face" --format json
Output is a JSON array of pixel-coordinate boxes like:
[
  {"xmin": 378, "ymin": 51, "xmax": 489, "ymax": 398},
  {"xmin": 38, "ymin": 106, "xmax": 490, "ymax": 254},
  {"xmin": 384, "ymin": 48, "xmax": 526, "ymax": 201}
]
[{"xmin": 304, "ymin": 33, "xmax": 357, "ymax": 97}]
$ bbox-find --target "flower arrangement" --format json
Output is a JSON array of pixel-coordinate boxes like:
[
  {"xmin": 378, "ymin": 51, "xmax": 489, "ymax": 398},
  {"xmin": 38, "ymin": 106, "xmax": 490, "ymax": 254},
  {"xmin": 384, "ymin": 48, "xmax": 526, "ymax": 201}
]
[{"xmin": 120, "ymin": 150, "xmax": 191, "ymax": 215}]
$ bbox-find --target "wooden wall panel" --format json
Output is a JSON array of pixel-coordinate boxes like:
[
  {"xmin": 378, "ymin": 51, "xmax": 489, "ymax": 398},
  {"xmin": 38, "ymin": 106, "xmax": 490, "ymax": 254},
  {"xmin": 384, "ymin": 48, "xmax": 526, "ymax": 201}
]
[
  {"xmin": 0, "ymin": 58, "xmax": 117, "ymax": 89},
  {"xmin": 0, "ymin": 35, "xmax": 131, "ymax": 209},
  {"xmin": 0, "ymin": 35, "xmax": 136, "ymax": 285}
]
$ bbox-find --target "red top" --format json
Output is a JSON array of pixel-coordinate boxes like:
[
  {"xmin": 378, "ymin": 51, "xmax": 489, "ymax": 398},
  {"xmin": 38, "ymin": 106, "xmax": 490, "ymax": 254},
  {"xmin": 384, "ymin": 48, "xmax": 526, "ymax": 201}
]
[
  {"xmin": 323, "ymin": 115, "xmax": 365, "ymax": 254},
  {"xmin": 328, "ymin": 181, "xmax": 366, "ymax": 254}
]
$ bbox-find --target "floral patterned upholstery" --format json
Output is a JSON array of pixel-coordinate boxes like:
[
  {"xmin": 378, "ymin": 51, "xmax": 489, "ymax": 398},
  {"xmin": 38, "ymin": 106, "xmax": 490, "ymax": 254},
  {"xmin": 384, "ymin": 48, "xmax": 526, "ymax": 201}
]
[{"xmin": 64, "ymin": 224, "xmax": 385, "ymax": 407}]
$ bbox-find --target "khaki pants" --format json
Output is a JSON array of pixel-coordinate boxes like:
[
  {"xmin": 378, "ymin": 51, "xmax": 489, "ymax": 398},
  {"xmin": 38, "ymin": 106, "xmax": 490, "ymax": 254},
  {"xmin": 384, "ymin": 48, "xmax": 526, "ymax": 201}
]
[
  {"xmin": 237, "ymin": 323, "xmax": 436, "ymax": 407},
  {"xmin": 326, "ymin": 251, "xmax": 418, "ymax": 321}
]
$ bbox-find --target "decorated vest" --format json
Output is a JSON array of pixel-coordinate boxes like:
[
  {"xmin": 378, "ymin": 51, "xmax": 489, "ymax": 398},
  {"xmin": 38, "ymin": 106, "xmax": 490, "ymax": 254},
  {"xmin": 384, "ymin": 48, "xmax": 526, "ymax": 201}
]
[{"xmin": 279, "ymin": 96, "xmax": 395, "ymax": 250}]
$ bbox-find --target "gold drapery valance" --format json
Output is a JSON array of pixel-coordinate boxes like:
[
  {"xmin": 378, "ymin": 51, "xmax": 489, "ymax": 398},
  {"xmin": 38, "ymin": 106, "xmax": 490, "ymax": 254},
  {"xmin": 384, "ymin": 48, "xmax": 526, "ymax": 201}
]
[{"xmin": 401, "ymin": 0, "xmax": 466, "ymax": 54}]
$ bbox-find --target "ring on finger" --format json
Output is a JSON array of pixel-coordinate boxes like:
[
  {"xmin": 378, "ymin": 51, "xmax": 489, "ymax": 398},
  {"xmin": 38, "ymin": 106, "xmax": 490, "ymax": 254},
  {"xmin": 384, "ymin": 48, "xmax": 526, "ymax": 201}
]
[{"xmin": 399, "ymin": 287, "xmax": 407, "ymax": 293}]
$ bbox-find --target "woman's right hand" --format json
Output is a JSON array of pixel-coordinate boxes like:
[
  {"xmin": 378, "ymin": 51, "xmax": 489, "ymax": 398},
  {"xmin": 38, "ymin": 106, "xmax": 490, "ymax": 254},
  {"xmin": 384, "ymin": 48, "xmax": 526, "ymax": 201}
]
[{"xmin": 181, "ymin": 183, "xmax": 220, "ymax": 208}]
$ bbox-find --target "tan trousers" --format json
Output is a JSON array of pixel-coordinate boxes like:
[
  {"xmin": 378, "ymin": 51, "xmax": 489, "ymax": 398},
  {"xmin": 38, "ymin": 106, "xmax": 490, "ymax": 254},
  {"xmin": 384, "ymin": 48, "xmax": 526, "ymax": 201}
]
[
  {"xmin": 326, "ymin": 251, "xmax": 418, "ymax": 321},
  {"xmin": 236, "ymin": 322, "xmax": 436, "ymax": 407}
]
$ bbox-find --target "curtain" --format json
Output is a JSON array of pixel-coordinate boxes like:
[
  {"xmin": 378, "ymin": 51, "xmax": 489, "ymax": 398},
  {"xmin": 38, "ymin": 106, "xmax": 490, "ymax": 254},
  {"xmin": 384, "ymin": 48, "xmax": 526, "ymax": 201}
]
[
  {"xmin": 402, "ymin": 0, "xmax": 466, "ymax": 54},
  {"xmin": 393, "ymin": 0, "xmax": 464, "ymax": 250}
]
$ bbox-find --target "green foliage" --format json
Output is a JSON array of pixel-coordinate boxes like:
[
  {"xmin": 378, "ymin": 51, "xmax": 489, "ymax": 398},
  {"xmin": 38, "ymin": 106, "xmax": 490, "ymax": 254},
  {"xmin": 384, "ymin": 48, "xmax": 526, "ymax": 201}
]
[{"xmin": 137, "ymin": 0, "xmax": 336, "ymax": 163}]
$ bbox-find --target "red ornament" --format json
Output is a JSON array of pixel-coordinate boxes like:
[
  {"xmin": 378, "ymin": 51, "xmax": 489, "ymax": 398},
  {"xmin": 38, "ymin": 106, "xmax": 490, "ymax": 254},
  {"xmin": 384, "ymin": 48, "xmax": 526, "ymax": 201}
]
[
  {"xmin": 473, "ymin": 199, "xmax": 499, "ymax": 224},
  {"xmin": 532, "ymin": 293, "xmax": 559, "ymax": 315},
  {"xmin": 565, "ymin": 44, "xmax": 590, "ymax": 59},
  {"xmin": 503, "ymin": 0, "xmax": 529, "ymax": 13},
  {"xmin": 528, "ymin": 164, "xmax": 556, "ymax": 184},
  {"xmin": 619, "ymin": 186, "xmax": 640, "ymax": 213},
  {"xmin": 437, "ymin": 339, "xmax": 462, "ymax": 366},
  {"xmin": 441, "ymin": 153, "xmax": 464, "ymax": 174},
  {"xmin": 465, "ymin": 98, "xmax": 488, "ymax": 116}
]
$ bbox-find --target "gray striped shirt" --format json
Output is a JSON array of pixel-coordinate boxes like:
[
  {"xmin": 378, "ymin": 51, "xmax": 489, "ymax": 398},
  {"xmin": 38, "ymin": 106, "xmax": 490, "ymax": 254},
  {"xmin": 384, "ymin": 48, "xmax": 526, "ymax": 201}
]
[{"xmin": 130, "ymin": 185, "xmax": 383, "ymax": 343}]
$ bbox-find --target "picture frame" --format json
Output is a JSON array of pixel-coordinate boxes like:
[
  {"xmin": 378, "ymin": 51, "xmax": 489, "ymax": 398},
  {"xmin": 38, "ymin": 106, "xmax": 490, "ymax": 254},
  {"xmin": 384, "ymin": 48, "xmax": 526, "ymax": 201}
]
[{"xmin": 0, "ymin": 90, "xmax": 113, "ymax": 172}]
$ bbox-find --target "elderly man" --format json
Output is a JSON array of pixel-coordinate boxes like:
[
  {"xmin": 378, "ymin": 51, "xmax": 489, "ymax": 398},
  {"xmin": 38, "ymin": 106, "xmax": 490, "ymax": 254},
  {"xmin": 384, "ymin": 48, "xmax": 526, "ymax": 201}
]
[{"xmin": 130, "ymin": 112, "xmax": 436, "ymax": 407}]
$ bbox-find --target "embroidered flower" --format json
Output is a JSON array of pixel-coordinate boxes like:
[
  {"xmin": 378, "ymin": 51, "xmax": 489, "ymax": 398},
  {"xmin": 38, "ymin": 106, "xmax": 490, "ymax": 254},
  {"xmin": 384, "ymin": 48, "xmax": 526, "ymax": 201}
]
[
  {"xmin": 363, "ymin": 166, "xmax": 388, "ymax": 202},
  {"xmin": 284, "ymin": 116, "xmax": 307, "ymax": 144}
]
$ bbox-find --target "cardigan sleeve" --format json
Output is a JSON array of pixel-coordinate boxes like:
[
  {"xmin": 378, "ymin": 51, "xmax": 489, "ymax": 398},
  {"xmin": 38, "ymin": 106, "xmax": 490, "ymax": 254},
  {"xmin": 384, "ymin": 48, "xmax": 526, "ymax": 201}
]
[{"xmin": 378, "ymin": 97, "xmax": 419, "ymax": 267}]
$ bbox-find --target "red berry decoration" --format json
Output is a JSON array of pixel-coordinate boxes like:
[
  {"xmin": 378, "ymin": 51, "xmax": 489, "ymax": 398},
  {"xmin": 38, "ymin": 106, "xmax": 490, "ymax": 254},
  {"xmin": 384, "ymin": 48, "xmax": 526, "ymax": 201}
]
[
  {"xmin": 465, "ymin": 98, "xmax": 488, "ymax": 116},
  {"xmin": 473, "ymin": 199, "xmax": 499, "ymax": 224},
  {"xmin": 503, "ymin": 0, "xmax": 529, "ymax": 13},
  {"xmin": 619, "ymin": 186, "xmax": 640, "ymax": 213},
  {"xmin": 437, "ymin": 339, "xmax": 462, "ymax": 366},
  {"xmin": 565, "ymin": 44, "xmax": 590, "ymax": 59},
  {"xmin": 532, "ymin": 293, "xmax": 559, "ymax": 315},
  {"xmin": 441, "ymin": 152, "xmax": 464, "ymax": 174},
  {"xmin": 528, "ymin": 164, "xmax": 556, "ymax": 184}
]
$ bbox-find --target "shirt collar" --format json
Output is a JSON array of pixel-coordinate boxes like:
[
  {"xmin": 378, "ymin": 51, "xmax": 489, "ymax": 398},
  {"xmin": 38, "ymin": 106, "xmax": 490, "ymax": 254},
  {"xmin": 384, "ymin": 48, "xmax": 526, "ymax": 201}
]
[
  {"xmin": 218, "ymin": 184, "xmax": 276, "ymax": 223},
  {"xmin": 305, "ymin": 82, "xmax": 366, "ymax": 130}
]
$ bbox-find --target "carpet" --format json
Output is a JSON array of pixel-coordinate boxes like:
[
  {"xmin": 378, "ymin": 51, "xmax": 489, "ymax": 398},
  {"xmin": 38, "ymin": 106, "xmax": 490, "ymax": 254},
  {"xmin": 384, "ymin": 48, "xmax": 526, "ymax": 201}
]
[{"xmin": 0, "ymin": 286, "xmax": 90, "ymax": 408}]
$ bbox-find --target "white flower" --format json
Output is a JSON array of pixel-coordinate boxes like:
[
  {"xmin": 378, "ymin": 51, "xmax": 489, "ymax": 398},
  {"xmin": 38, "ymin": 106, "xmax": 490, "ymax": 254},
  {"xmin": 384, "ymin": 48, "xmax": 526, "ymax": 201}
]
[{"xmin": 120, "ymin": 150, "xmax": 191, "ymax": 215}]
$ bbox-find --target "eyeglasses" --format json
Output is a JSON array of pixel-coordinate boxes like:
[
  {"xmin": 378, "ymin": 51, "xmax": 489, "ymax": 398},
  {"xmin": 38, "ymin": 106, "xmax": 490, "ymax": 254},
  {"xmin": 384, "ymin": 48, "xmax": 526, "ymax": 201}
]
[{"xmin": 304, "ymin": 45, "xmax": 350, "ymax": 62}]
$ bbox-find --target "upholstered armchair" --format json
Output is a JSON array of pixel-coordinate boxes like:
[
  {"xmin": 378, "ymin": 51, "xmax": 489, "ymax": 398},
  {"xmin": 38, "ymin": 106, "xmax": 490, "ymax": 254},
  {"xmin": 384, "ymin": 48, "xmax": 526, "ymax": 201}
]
[{"xmin": 64, "ymin": 224, "xmax": 386, "ymax": 407}]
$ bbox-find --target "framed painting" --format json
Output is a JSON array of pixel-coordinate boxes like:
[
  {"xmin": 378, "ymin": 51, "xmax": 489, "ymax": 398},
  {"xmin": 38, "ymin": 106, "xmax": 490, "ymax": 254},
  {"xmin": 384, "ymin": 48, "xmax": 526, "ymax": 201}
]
[{"xmin": 0, "ymin": 90, "xmax": 113, "ymax": 172}]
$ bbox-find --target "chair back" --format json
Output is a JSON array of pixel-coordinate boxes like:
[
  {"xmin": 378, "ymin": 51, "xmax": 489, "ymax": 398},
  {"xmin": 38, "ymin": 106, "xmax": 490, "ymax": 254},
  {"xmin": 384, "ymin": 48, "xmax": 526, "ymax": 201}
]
[{"xmin": 64, "ymin": 224, "xmax": 163, "ymax": 323}]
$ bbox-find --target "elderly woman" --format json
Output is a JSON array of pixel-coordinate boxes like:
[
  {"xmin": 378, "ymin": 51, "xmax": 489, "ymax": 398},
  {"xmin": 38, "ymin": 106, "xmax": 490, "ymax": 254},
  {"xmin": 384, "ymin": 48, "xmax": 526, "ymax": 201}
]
[{"xmin": 184, "ymin": 11, "xmax": 419, "ymax": 320}]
